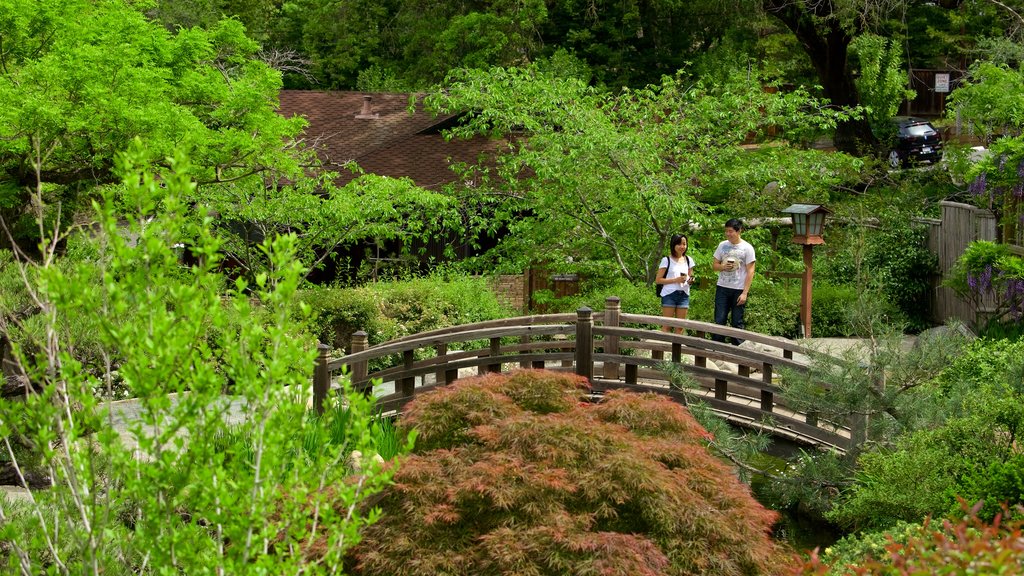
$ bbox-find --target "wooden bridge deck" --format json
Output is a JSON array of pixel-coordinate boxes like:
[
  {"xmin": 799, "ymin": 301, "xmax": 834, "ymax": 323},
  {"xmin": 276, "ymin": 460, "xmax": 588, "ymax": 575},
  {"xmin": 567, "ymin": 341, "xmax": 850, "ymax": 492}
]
[{"xmin": 313, "ymin": 297, "xmax": 852, "ymax": 452}]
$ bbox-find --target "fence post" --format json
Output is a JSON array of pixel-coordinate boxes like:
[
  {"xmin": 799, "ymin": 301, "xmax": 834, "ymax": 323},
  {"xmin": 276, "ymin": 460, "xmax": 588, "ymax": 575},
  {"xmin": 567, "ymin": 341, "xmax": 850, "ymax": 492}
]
[
  {"xmin": 350, "ymin": 331, "xmax": 369, "ymax": 396},
  {"xmin": 603, "ymin": 296, "xmax": 621, "ymax": 380},
  {"xmin": 575, "ymin": 307, "xmax": 593, "ymax": 382},
  {"xmin": 313, "ymin": 342, "xmax": 331, "ymax": 415}
]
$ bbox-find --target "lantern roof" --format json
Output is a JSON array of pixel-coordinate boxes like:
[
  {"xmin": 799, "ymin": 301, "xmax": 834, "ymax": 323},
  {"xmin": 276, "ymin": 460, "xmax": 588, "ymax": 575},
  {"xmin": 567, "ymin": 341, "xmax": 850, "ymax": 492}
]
[{"xmin": 781, "ymin": 204, "xmax": 831, "ymax": 215}]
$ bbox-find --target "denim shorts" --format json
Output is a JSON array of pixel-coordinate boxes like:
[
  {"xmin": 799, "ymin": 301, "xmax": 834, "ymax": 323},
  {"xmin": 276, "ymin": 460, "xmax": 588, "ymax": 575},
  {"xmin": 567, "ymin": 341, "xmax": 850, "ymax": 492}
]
[{"xmin": 660, "ymin": 290, "xmax": 690, "ymax": 308}]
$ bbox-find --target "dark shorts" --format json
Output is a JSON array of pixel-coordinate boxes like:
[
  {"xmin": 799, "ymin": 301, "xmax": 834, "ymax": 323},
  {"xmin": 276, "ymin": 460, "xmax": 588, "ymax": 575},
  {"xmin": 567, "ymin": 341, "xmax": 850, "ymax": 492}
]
[{"xmin": 660, "ymin": 290, "xmax": 690, "ymax": 309}]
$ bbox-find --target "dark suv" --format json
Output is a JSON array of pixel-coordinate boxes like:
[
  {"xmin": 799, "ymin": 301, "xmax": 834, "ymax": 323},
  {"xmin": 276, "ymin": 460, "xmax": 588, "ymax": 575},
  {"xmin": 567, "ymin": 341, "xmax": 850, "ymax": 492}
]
[{"xmin": 888, "ymin": 117, "xmax": 943, "ymax": 168}]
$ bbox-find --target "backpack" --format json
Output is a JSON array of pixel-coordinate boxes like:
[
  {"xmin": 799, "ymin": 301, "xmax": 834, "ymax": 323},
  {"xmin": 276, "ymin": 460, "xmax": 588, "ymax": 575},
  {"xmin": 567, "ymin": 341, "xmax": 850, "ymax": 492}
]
[{"xmin": 655, "ymin": 256, "xmax": 694, "ymax": 298}]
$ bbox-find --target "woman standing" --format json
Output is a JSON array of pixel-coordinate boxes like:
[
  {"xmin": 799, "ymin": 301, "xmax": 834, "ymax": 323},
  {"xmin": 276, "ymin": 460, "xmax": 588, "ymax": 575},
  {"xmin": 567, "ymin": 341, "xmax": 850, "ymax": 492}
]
[{"xmin": 656, "ymin": 234, "xmax": 696, "ymax": 333}]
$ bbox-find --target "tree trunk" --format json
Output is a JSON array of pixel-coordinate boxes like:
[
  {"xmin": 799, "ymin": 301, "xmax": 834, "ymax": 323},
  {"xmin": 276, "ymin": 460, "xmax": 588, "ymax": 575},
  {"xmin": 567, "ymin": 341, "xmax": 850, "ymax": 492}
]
[{"xmin": 763, "ymin": 0, "xmax": 877, "ymax": 154}]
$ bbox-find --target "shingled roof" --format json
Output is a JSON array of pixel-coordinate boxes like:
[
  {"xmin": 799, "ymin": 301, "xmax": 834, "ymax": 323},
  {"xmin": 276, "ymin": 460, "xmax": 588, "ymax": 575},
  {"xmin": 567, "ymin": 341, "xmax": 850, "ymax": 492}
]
[{"xmin": 277, "ymin": 90, "xmax": 502, "ymax": 189}]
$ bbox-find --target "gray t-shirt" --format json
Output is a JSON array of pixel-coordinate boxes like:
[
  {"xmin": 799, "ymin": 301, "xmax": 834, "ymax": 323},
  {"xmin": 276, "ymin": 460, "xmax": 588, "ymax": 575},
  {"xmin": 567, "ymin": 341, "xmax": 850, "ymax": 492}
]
[{"xmin": 713, "ymin": 240, "xmax": 755, "ymax": 290}]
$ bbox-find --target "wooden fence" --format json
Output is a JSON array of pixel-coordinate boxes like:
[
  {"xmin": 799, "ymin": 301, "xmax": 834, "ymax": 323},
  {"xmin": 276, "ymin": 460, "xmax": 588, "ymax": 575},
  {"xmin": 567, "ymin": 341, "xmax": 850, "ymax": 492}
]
[
  {"xmin": 917, "ymin": 201, "xmax": 998, "ymax": 329},
  {"xmin": 313, "ymin": 297, "xmax": 853, "ymax": 452}
]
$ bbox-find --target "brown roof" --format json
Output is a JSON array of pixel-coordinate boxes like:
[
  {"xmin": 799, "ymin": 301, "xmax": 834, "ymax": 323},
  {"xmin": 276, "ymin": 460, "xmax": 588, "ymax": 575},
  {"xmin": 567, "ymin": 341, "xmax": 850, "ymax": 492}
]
[{"xmin": 277, "ymin": 90, "xmax": 502, "ymax": 189}]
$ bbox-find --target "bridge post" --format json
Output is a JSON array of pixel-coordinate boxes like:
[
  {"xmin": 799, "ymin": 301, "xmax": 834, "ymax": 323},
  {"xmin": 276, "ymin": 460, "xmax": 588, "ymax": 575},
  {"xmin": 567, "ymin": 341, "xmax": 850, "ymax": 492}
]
[
  {"xmin": 435, "ymin": 342, "xmax": 448, "ymax": 385},
  {"xmin": 761, "ymin": 363, "xmax": 774, "ymax": 412},
  {"xmin": 313, "ymin": 342, "xmax": 331, "ymax": 415},
  {"xmin": 401, "ymin": 350, "xmax": 415, "ymax": 398},
  {"xmin": 574, "ymin": 307, "xmax": 594, "ymax": 382},
  {"xmin": 602, "ymin": 297, "xmax": 621, "ymax": 380},
  {"xmin": 488, "ymin": 337, "xmax": 501, "ymax": 373},
  {"xmin": 520, "ymin": 335, "xmax": 531, "ymax": 369},
  {"xmin": 350, "ymin": 331, "xmax": 369, "ymax": 395}
]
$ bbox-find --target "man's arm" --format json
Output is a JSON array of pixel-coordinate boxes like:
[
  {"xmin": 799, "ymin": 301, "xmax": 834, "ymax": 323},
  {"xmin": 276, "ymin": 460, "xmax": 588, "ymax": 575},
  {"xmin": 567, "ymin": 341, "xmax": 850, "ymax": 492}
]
[{"xmin": 739, "ymin": 261, "xmax": 756, "ymax": 304}]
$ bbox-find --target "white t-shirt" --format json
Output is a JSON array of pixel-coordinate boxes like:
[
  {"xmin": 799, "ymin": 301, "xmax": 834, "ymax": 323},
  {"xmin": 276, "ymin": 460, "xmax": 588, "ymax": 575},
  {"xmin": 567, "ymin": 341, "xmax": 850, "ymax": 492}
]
[
  {"xmin": 659, "ymin": 255, "xmax": 694, "ymax": 296},
  {"xmin": 713, "ymin": 239, "xmax": 756, "ymax": 290}
]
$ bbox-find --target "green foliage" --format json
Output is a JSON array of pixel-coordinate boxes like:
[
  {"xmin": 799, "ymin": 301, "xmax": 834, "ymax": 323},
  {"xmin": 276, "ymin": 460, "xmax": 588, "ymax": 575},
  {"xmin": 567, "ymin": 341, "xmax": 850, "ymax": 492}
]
[
  {"xmin": 849, "ymin": 34, "xmax": 916, "ymax": 141},
  {"xmin": 347, "ymin": 370, "xmax": 789, "ymax": 575},
  {"xmin": 810, "ymin": 284, "xmax": 860, "ymax": 337},
  {"xmin": 425, "ymin": 64, "xmax": 858, "ymax": 284},
  {"xmin": 946, "ymin": 240, "xmax": 1024, "ymax": 331},
  {"xmin": 776, "ymin": 316, "xmax": 971, "ymax": 523},
  {"xmin": 0, "ymin": 154, "xmax": 397, "ymax": 573},
  {"xmin": 212, "ymin": 400, "xmax": 415, "ymax": 468},
  {"xmin": 826, "ymin": 428, "xmax": 967, "ymax": 531},
  {"xmin": 957, "ymin": 453, "xmax": 1024, "ymax": 521},
  {"xmin": 795, "ymin": 504, "xmax": 1024, "ymax": 575},
  {"xmin": 857, "ymin": 218, "xmax": 938, "ymax": 333},
  {"xmin": 828, "ymin": 402, "xmax": 1024, "ymax": 532},
  {"xmin": 300, "ymin": 275, "xmax": 512, "ymax": 351},
  {"xmin": 819, "ymin": 337, "xmax": 1024, "ymax": 531},
  {"xmin": 0, "ymin": 0, "xmax": 456, "ymax": 279},
  {"xmin": 810, "ymin": 521, "xmax": 926, "ymax": 575},
  {"xmin": 934, "ymin": 335, "xmax": 1024, "ymax": 400},
  {"xmin": 743, "ymin": 278, "xmax": 802, "ymax": 338},
  {"xmin": 948, "ymin": 62, "xmax": 1024, "ymax": 141}
]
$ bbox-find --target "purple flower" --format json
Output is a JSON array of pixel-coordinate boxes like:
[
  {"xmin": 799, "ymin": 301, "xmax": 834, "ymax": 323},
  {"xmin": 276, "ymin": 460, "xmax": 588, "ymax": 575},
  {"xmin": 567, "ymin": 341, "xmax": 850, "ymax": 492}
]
[
  {"xmin": 969, "ymin": 172, "xmax": 987, "ymax": 196},
  {"xmin": 1013, "ymin": 182, "xmax": 1024, "ymax": 198},
  {"xmin": 1017, "ymin": 159, "xmax": 1024, "ymax": 179},
  {"xmin": 980, "ymin": 264, "xmax": 994, "ymax": 292}
]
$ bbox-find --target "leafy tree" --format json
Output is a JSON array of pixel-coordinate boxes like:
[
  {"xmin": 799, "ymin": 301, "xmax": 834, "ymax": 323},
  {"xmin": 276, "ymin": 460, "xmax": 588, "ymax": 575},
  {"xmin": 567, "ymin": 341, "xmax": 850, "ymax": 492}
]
[
  {"xmin": 424, "ymin": 64, "xmax": 857, "ymax": 283},
  {"xmin": 0, "ymin": 153, "xmax": 398, "ymax": 573},
  {"xmin": 344, "ymin": 370, "xmax": 789, "ymax": 575},
  {"xmin": 946, "ymin": 64, "xmax": 1024, "ymax": 246},
  {"xmin": 850, "ymin": 34, "xmax": 916, "ymax": 142},
  {"xmin": 0, "ymin": 0, "xmax": 456, "ymax": 279}
]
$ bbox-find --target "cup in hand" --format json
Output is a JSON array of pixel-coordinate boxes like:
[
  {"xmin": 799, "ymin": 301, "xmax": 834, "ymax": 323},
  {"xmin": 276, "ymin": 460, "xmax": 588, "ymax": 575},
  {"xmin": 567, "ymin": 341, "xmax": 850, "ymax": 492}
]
[
  {"xmin": 678, "ymin": 272, "xmax": 688, "ymax": 283},
  {"xmin": 725, "ymin": 257, "xmax": 736, "ymax": 271}
]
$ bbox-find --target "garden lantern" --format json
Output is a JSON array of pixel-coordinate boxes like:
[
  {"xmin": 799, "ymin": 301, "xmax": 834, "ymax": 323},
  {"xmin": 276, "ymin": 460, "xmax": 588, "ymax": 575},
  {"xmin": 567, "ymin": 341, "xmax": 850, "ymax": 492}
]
[{"xmin": 781, "ymin": 204, "xmax": 831, "ymax": 338}]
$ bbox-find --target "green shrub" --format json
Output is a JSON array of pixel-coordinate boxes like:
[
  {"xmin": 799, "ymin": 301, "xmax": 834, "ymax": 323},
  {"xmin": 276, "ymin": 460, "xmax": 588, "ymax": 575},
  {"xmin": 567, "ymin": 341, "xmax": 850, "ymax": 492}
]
[
  {"xmin": 815, "ymin": 521, "xmax": 925, "ymax": 574},
  {"xmin": 957, "ymin": 453, "xmax": 1024, "ymax": 521},
  {"xmin": 300, "ymin": 286, "xmax": 379, "ymax": 351},
  {"xmin": 300, "ymin": 275, "xmax": 513, "ymax": 352},
  {"xmin": 793, "ymin": 504, "xmax": 1024, "ymax": 575},
  {"xmin": 935, "ymin": 337, "xmax": 1024, "ymax": 399},
  {"xmin": 827, "ymin": 412, "xmax": 1021, "ymax": 532},
  {"xmin": 862, "ymin": 221, "xmax": 938, "ymax": 333},
  {"xmin": 816, "ymin": 216, "xmax": 938, "ymax": 334},
  {"xmin": 744, "ymin": 279, "xmax": 801, "ymax": 338}
]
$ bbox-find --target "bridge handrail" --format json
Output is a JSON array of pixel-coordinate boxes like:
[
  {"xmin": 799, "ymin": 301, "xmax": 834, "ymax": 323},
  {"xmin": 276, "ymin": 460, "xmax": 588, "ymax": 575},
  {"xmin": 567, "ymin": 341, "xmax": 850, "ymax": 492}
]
[
  {"xmin": 594, "ymin": 326, "xmax": 810, "ymax": 371},
  {"xmin": 619, "ymin": 313, "xmax": 816, "ymax": 358},
  {"xmin": 326, "ymin": 324, "xmax": 574, "ymax": 371},
  {"xmin": 311, "ymin": 296, "xmax": 850, "ymax": 452},
  {"xmin": 374, "ymin": 313, "xmax": 581, "ymax": 346}
]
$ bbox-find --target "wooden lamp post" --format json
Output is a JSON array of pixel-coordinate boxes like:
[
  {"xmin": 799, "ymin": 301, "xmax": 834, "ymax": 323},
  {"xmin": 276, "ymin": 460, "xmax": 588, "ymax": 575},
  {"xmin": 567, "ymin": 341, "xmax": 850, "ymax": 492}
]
[{"xmin": 781, "ymin": 204, "xmax": 830, "ymax": 338}]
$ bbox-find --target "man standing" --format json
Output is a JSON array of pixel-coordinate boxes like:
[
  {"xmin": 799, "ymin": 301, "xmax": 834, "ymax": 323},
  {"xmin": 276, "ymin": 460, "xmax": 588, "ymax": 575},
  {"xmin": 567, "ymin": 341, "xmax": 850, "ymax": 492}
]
[{"xmin": 712, "ymin": 218, "xmax": 756, "ymax": 345}]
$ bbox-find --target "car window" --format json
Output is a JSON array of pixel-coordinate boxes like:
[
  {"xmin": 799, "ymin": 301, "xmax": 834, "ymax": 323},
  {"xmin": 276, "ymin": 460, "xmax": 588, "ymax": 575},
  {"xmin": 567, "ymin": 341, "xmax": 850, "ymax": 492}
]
[{"xmin": 902, "ymin": 124, "xmax": 936, "ymax": 137}]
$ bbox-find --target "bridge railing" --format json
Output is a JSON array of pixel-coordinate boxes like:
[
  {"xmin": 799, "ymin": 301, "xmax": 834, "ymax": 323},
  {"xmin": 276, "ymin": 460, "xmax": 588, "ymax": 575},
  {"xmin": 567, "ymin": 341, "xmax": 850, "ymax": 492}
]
[{"xmin": 315, "ymin": 296, "xmax": 850, "ymax": 451}]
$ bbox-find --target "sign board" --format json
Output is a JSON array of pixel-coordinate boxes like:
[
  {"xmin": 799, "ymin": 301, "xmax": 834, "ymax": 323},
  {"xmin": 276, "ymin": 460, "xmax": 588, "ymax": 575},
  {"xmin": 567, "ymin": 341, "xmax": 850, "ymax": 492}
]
[{"xmin": 935, "ymin": 73, "xmax": 950, "ymax": 93}]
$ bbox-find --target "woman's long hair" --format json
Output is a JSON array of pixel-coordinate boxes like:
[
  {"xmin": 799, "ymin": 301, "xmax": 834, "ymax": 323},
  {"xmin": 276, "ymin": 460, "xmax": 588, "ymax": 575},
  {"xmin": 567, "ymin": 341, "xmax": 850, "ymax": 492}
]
[{"xmin": 668, "ymin": 234, "xmax": 688, "ymax": 259}]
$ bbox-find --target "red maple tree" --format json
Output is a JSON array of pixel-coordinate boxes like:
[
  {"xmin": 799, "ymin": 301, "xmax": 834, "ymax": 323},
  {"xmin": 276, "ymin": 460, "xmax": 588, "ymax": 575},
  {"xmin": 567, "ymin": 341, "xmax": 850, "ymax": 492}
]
[{"xmin": 344, "ymin": 369, "xmax": 788, "ymax": 575}]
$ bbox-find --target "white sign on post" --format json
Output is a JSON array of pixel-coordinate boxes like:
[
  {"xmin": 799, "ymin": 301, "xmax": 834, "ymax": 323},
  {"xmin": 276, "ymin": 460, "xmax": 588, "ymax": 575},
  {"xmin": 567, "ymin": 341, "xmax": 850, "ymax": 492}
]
[{"xmin": 935, "ymin": 73, "xmax": 950, "ymax": 93}]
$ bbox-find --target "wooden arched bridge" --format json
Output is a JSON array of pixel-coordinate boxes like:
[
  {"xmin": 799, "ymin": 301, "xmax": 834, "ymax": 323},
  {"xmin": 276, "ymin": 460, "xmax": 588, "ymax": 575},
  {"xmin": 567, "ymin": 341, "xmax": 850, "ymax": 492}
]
[{"xmin": 312, "ymin": 297, "xmax": 852, "ymax": 452}]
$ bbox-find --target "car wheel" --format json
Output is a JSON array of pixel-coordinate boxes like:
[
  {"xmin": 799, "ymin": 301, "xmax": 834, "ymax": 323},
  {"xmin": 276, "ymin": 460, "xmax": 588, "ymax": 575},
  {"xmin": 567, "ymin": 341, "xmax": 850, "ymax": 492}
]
[{"xmin": 888, "ymin": 150, "xmax": 902, "ymax": 169}]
